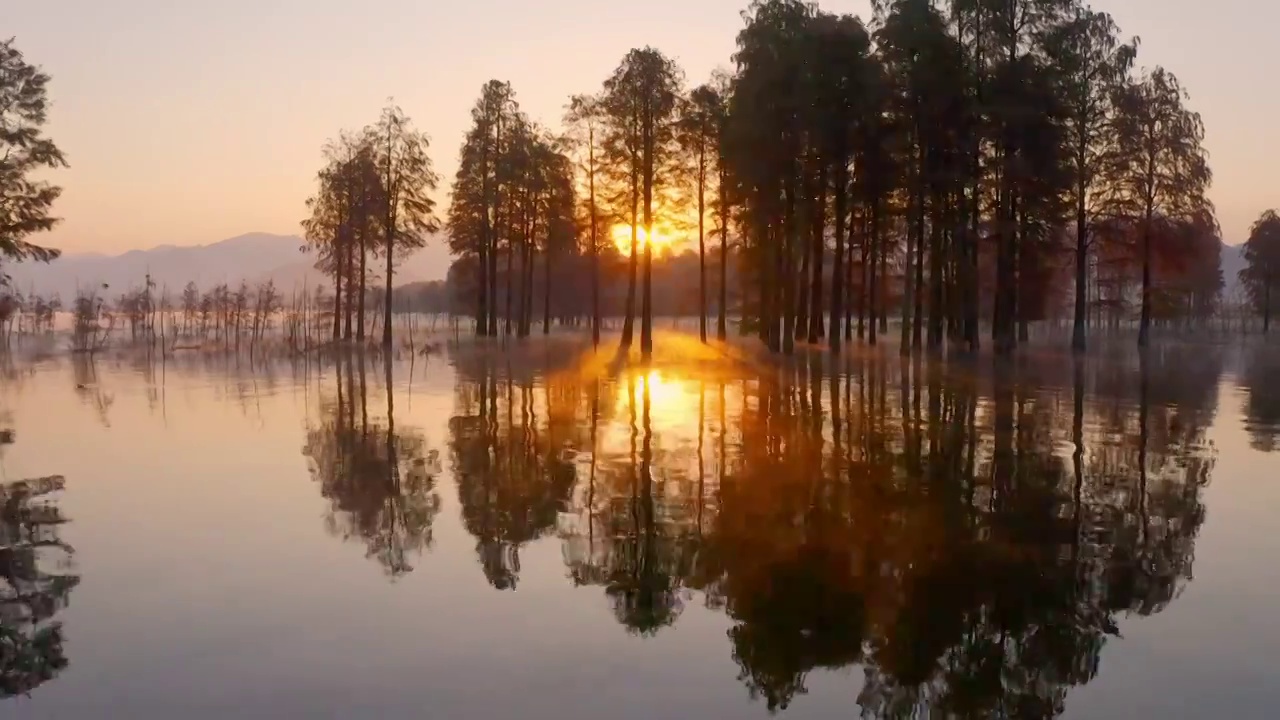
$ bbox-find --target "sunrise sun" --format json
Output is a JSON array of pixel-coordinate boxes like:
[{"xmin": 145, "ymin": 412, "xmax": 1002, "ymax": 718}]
[{"xmin": 611, "ymin": 224, "xmax": 673, "ymax": 254}]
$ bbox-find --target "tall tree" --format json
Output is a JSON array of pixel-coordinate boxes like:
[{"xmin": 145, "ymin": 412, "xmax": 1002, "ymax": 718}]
[
  {"xmin": 679, "ymin": 83, "xmax": 724, "ymax": 343},
  {"xmin": 371, "ymin": 104, "xmax": 440, "ymax": 348},
  {"xmin": 303, "ymin": 132, "xmax": 382, "ymax": 342},
  {"xmin": 1047, "ymin": 8, "xmax": 1138, "ymax": 352},
  {"xmin": 1104, "ymin": 67, "xmax": 1213, "ymax": 347},
  {"xmin": 0, "ymin": 39, "xmax": 65, "ymax": 284},
  {"xmin": 601, "ymin": 48, "xmax": 683, "ymax": 357},
  {"xmin": 449, "ymin": 81, "xmax": 520, "ymax": 338},
  {"xmin": 1241, "ymin": 210, "xmax": 1280, "ymax": 333},
  {"xmin": 816, "ymin": 10, "xmax": 873, "ymax": 354},
  {"xmin": 564, "ymin": 94, "xmax": 608, "ymax": 346},
  {"xmin": 726, "ymin": 0, "xmax": 816, "ymax": 354}
]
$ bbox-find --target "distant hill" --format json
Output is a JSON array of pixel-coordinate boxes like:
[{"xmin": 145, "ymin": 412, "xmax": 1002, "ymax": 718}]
[{"xmin": 4, "ymin": 232, "xmax": 453, "ymax": 300}]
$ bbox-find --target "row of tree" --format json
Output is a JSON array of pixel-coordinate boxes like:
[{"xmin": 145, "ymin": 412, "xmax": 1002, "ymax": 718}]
[
  {"xmin": 436, "ymin": 0, "xmax": 1230, "ymax": 356},
  {"xmin": 301, "ymin": 107, "xmax": 440, "ymax": 348}
]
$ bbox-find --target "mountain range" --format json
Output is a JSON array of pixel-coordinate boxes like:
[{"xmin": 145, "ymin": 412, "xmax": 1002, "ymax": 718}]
[
  {"xmin": 4, "ymin": 233, "xmax": 453, "ymax": 300},
  {"xmin": 2, "ymin": 231, "xmax": 1247, "ymax": 304}
]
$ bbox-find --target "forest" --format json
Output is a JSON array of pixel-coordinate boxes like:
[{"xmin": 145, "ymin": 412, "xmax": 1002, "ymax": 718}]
[
  {"xmin": 3, "ymin": 6, "xmax": 1280, "ymax": 357},
  {"xmin": 295, "ymin": 0, "xmax": 1280, "ymax": 358}
]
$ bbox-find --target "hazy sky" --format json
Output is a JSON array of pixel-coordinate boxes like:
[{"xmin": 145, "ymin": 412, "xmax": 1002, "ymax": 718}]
[{"xmin": 10, "ymin": 0, "xmax": 1274, "ymax": 258}]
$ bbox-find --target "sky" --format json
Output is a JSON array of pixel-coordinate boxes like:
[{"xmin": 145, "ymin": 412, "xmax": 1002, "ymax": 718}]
[{"xmin": 9, "ymin": 0, "xmax": 1275, "ymax": 262}]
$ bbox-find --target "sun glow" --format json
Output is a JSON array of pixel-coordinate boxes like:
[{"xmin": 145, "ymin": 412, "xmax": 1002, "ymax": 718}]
[{"xmin": 611, "ymin": 224, "xmax": 673, "ymax": 254}]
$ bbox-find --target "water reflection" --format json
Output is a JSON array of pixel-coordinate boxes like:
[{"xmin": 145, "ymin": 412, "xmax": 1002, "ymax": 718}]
[
  {"xmin": 448, "ymin": 360, "xmax": 578, "ymax": 590},
  {"xmin": 451, "ymin": 339, "xmax": 1217, "ymax": 717},
  {"xmin": 302, "ymin": 353, "xmax": 441, "ymax": 577},
  {"xmin": 0, "ymin": 474, "xmax": 78, "ymax": 698},
  {"xmin": 1242, "ymin": 345, "xmax": 1280, "ymax": 451}
]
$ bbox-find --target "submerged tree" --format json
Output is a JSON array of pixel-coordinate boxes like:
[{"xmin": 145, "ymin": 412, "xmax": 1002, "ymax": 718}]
[
  {"xmin": 679, "ymin": 83, "xmax": 726, "ymax": 343},
  {"xmin": 601, "ymin": 48, "xmax": 684, "ymax": 357},
  {"xmin": 1240, "ymin": 210, "xmax": 1280, "ymax": 333},
  {"xmin": 1046, "ymin": 9, "xmax": 1138, "ymax": 352},
  {"xmin": 1103, "ymin": 67, "xmax": 1212, "ymax": 347},
  {"xmin": 371, "ymin": 104, "xmax": 440, "ymax": 348},
  {"xmin": 564, "ymin": 94, "xmax": 609, "ymax": 346},
  {"xmin": 302, "ymin": 131, "xmax": 384, "ymax": 341},
  {"xmin": 0, "ymin": 39, "xmax": 66, "ymax": 285}
]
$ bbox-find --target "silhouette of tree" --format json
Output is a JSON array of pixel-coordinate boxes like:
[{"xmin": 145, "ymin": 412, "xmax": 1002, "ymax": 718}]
[
  {"xmin": 601, "ymin": 48, "xmax": 684, "ymax": 357},
  {"xmin": 564, "ymin": 94, "xmax": 610, "ymax": 346},
  {"xmin": 303, "ymin": 132, "xmax": 384, "ymax": 342},
  {"xmin": 1240, "ymin": 210, "xmax": 1280, "ymax": 332},
  {"xmin": 678, "ymin": 83, "xmax": 727, "ymax": 343},
  {"xmin": 370, "ymin": 104, "xmax": 440, "ymax": 348},
  {"xmin": 1044, "ymin": 9, "xmax": 1138, "ymax": 351},
  {"xmin": 1102, "ymin": 67, "xmax": 1213, "ymax": 347},
  {"xmin": 0, "ymin": 39, "xmax": 65, "ymax": 284}
]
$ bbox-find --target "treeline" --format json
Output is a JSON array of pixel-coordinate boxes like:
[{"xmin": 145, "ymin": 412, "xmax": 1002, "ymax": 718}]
[
  {"xmin": 301, "ymin": 106, "xmax": 440, "ymax": 347},
  {"xmin": 438, "ymin": 0, "xmax": 1224, "ymax": 356},
  {"xmin": 292, "ymin": 1, "xmax": 1277, "ymax": 355}
]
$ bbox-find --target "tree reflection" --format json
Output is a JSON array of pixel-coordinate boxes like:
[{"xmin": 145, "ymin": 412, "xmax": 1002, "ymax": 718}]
[
  {"xmin": 1242, "ymin": 345, "xmax": 1280, "ymax": 451},
  {"xmin": 0, "ymin": 474, "xmax": 78, "ymax": 698},
  {"xmin": 448, "ymin": 360, "xmax": 577, "ymax": 590},
  {"xmin": 528, "ymin": 342, "xmax": 1218, "ymax": 717},
  {"xmin": 302, "ymin": 352, "xmax": 440, "ymax": 577}
]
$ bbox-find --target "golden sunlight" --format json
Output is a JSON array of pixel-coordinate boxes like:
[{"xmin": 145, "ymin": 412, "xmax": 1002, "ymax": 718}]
[{"xmin": 611, "ymin": 224, "xmax": 672, "ymax": 254}]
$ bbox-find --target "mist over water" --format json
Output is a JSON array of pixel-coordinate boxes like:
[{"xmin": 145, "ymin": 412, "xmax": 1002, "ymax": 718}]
[{"xmin": 2, "ymin": 333, "xmax": 1278, "ymax": 719}]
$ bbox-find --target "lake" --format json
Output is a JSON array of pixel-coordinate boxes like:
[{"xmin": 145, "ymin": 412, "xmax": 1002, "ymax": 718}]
[{"xmin": 2, "ymin": 332, "xmax": 1278, "ymax": 719}]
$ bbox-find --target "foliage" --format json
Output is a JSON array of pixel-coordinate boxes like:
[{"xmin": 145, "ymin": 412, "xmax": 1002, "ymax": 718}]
[{"xmin": 0, "ymin": 39, "xmax": 66, "ymax": 284}]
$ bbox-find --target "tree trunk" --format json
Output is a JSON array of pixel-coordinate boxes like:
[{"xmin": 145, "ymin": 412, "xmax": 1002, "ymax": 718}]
[
  {"xmin": 901, "ymin": 222, "xmax": 913, "ymax": 356},
  {"xmin": 1072, "ymin": 190, "xmax": 1087, "ymax": 352},
  {"xmin": 1264, "ymin": 284, "xmax": 1271, "ymax": 334},
  {"xmin": 620, "ymin": 185, "xmax": 639, "ymax": 350},
  {"xmin": 877, "ymin": 224, "xmax": 888, "ymax": 334},
  {"xmin": 868, "ymin": 202, "xmax": 882, "ymax": 345},
  {"xmin": 382, "ymin": 234, "xmax": 393, "ymax": 347},
  {"xmin": 718, "ymin": 178, "xmax": 729, "ymax": 341},
  {"xmin": 332, "ymin": 238, "xmax": 343, "ymax": 341},
  {"xmin": 357, "ymin": 228, "xmax": 367, "ymax": 341},
  {"xmin": 698, "ymin": 150, "xmax": 708, "ymax": 344},
  {"xmin": 807, "ymin": 168, "xmax": 826, "ymax": 344},
  {"xmin": 927, "ymin": 188, "xmax": 944, "ymax": 351},
  {"xmin": 830, "ymin": 168, "xmax": 846, "ymax": 354},
  {"xmin": 589, "ymin": 142, "xmax": 601, "ymax": 347},
  {"xmin": 782, "ymin": 177, "xmax": 797, "ymax": 355},
  {"xmin": 1138, "ymin": 209, "xmax": 1153, "ymax": 347},
  {"xmin": 477, "ymin": 244, "xmax": 489, "ymax": 337},
  {"xmin": 505, "ymin": 244, "xmax": 514, "ymax": 337},
  {"xmin": 543, "ymin": 247, "xmax": 552, "ymax": 335}
]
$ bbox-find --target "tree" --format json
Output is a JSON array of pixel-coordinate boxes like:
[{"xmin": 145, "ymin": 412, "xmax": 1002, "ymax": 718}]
[
  {"xmin": 601, "ymin": 48, "xmax": 683, "ymax": 357},
  {"xmin": 449, "ymin": 81, "xmax": 522, "ymax": 338},
  {"xmin": 370, "ymin": 104, "xmax": 440, "ymax": 348},
  {"xmin": 303, "ymin": 131, "xmax": 383, "ymax": 342},
  {"xmin": 1241, "ymin": 210, "xmax": 1280, "ymax": 333},
  {"xmin": 725, "ymin": 0, "xmax": 818, "ymax": 354},
  {"xmin": 564, "ymin": 94, "xmax": 608, "ymax": 346},
  {"xmin": 0, "ymin": 39, "xmax": 66, "ymax": 284},
  {"xmin": 1104, "ymin": 67, "xmax": 1212, "ymax": 347},
  {"xmin": 1046, "ymin": 9, "xmax": 1137, "ymax": 352},
  {"xmin": 679, "ymin": 83, "xmax": 724, "ymax": 343}
]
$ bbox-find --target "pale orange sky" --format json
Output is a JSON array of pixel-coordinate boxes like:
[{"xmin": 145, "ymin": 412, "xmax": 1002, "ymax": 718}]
[{"xmin": 9, "ymin": 0, "xmax": 1274, "ymax": 265}]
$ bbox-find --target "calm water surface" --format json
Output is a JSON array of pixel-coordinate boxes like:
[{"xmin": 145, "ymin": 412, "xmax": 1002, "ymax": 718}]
[{"xmin": 2, "ymin": 334, "xmax": 1279, "ymax": 718}]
